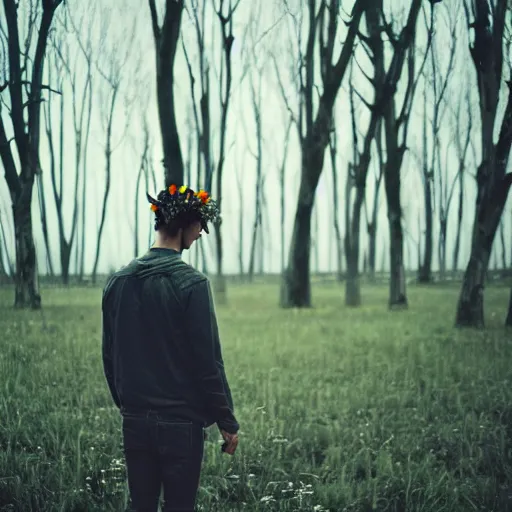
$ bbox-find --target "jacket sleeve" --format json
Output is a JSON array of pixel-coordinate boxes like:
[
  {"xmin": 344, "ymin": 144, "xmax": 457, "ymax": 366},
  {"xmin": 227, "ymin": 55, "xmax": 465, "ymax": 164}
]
[
  {"xmin": 180, "ymin": 278, "xmax": 239, "ymax": 434},
  {"xmin": 102, "ymin": 290, "xmax": 121, "ymax": 408},
  {"xmin": 212, "ymin": 313, "xmax": 235, "ymax": 412}
]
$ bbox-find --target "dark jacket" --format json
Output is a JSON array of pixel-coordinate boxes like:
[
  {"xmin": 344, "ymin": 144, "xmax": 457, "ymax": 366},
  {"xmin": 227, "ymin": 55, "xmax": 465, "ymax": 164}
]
[{"xmin": 101, "ymin": 248, "xmax": 239, "ymax": 434}]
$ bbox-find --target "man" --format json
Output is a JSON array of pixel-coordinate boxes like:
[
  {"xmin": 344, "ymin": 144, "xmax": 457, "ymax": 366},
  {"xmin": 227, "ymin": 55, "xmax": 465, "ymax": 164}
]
[{"xmin": 102, "ymin": 184, "xmax": 239, "ymax": 512}]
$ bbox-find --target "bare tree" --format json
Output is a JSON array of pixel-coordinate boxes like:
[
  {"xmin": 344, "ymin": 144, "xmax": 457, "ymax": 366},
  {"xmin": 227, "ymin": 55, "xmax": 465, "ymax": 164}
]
[
  {"xmin": 0, "ymin": 208, "xmax": 12, "ymax": 278},
  {"xmin": 272, "ymin": 55, "xmax": 295, "ymax": 276},
  {"xmin": 0, "ymin": 0, "xmax": 64, "ymax": 308},
  {"xmin": 91, "ymin": 14, "xmax": 132, "ymax": 284},
  {"xmin": 182, "ymin": 2, "xmax": 210, "ymax": 274},
  {"xmin": 451, "ymin": 75, "xmax": 473, "ymax": 275},
  {"xmin": 36, "ymin": 160, "xmax": 54, "ymax": 276},
  {"xmin": 498, "ymin": 216, "xmax": 507, "ymax": 269},
  {"xmin": 344, "ymin": 0, "xmax": 428, "ymax": 306},
  {"xmin": 64, "ymin": 3, "xmax": 95, "ymax": 282},
  {"xmin": 182, "ymin": 1, "xmax": 209, "ymax": 195},
  {"xmin": 0, "ymin": 206, "xmax": 14, "ymax": 277},
  {"xmin": 183, "ymin": 0, "xmax": 241, "ymax": 301},
  {"xmin": 456, "ymin": 0, "xmax": 512, "ymax": 327},
  {"xmin": 365, "ymin": 125, "xmax": 384, "ymax": 282},
  {"xmin": 279, "ymin": 119, "xmax": 293, "ymax": 274},
  {"xmin": 344, "ymin": 0, "xmax": 386, "ymax": 307},
  {"xmin": 134, "ymin": 118, "xmax": 150, "ymax": 258},
  {"xmin": 210, "ymin": 0, "xmax": 242, "ymax": 302},
  {"xmin": 416, "ymin": 5, "xmax": 456, "ymax": 283},
  {"xmin": 241, "ymin": 6, "xmax": 265, "ymax": 283},
  {"xmin": 233, "ymin": 146, "xmax": 244, "ymax": 277},
  {"xmin": 380, "ymin": 1, "xmax": 434, "ymax": 308},
  {"xmin": 148, "ymin": 0, "xmax": 185, "ymax": 186},
  {"xmin": 43, "ymin": 12, "xmax": 91, "ymax": 285},
  {"xmin": 279, "ymin": 0, "xmax": 366, "ymax": 308},
  {"xmin": 328, "ymin": 118, "xmax": 344, "ymax": 282}
]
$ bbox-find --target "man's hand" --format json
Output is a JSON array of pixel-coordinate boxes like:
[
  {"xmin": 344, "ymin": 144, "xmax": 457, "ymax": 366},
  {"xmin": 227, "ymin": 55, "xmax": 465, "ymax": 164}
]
[{"xmin": 220, "ymin": 429, "xmax": 239, "ymax": 455}]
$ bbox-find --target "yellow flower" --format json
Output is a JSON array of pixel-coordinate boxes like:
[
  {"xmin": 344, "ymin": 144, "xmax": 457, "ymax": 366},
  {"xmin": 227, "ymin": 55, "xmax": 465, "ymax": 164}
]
[{"xmin": 179, "ymin": 185, "xmax": 187, "ymax": 194}]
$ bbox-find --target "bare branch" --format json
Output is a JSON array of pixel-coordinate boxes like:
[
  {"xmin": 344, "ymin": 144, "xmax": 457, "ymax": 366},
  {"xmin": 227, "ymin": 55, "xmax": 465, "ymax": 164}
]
[{"xmin": 148, "ymin": 0, "xmax": 161, "ymax": 41}]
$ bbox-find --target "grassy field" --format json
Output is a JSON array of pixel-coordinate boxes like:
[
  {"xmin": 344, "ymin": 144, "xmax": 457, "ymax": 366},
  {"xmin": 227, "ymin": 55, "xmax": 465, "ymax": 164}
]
[{"xmin": 0, "ymin": 281, "xmax": 511, "ymax": 512}]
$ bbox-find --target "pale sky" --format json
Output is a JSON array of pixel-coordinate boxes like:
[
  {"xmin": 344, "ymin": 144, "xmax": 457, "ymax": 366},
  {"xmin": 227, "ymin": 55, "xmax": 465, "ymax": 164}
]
[{"xmin": 0, "ymin": 0, "xmax": 511, "ymax": 277}]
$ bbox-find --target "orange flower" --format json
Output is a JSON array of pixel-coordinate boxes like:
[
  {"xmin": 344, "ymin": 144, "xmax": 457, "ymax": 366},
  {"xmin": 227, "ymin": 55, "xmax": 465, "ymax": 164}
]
[
  {"xmin": 169, "ymin": 184, "xmax": 177, "ymax": 195},
  {"xmin": 197, "ymin": 190, "xmax": 209, "ymax": 204},
  {"xmin": 150, "ymin": 204, "xmax": 158, "ymax": 212}
]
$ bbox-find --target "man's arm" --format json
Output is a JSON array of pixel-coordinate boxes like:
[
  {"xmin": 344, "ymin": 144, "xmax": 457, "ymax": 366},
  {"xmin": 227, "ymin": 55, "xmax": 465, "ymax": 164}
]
[
  {"xmin": 212, "ymin": 313, "xmax": 236, "ymax": 412},
  {"xmin": 102, "ymin": 292, "xmax": 121, "ymax": 408},
  {"xmin": 179, "ymin": 278, "xmax": 239, "ymax": 434}
]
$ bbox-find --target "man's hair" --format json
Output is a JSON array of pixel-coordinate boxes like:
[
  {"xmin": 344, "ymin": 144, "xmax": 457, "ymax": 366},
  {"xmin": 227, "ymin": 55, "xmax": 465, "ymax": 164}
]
[{"xmin": 155, "ymin": 210, "xmax": 201, "ymax": 237}]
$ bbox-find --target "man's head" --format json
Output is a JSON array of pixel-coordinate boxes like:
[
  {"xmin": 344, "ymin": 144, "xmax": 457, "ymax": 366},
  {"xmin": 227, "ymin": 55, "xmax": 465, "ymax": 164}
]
[
  {"xmin": 147, "ymin": 184, "xmax": 220, "ymax": 252},
  {"xmin": 156, "ymin": 212, "xmax": 204, "ymax": 251}
]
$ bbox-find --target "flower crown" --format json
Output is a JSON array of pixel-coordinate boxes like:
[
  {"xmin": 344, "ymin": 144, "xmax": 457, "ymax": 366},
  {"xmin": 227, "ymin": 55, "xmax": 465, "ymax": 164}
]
[{"xmin": 146, "ymin": 184, "xmax": 220, "ymax": 233}]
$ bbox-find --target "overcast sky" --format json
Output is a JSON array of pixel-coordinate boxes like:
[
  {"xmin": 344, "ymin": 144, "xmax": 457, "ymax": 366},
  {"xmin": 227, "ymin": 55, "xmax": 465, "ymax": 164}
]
[{"xmin": 0, "ymin": 0, "xmax": 511, "ymax": 276}]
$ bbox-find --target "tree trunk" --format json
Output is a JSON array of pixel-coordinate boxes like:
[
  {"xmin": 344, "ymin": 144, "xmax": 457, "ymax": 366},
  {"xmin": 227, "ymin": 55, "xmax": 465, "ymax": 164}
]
[
  {"xmin": 455, "ymin": 236, "xmax": 491, "ymax": 328},
  {"xmin": 329, "ymin": 129, "xmax": 343, "ymax": 282},
  {"xmin": 213, "ymin": 222, "xmax": 226, "ymax": 304},
  {"xmin": 385, "ymin": 153, "xmax": 408, "ymax": 309},
  {"xmin": 345, "ymin": 183, "xmax": 363, "ymax": 306},
  {"xmin": 368, "ymin": 132, "xmax": 384, "ymax": 282},
  {"xmin": 281, "ymin": 187, "xmax": 315, "ymax": 308},
  {"xmin": 13, "ymin": 180, "xmax": 41, "ymax": 308},
  {"xmin": 418, "ymin": 176, "xmax": 433, "ymax": 283},
  {"xmin": 0, "ymin": 214, "xmax": 14, "ymax": 277},
  {"xmin": 452, "ymin": 168, "xmax": 464, "ymax": 275},
  {"xmin": 134, "ymin": 160, "xmax": 144, "ymax": 258},
  {"xmin": 439, "ymin": 218, "xmax": 447, "ymax": 281},
  {"xmin": 36, "ymin": 173, "xmax": 54, "ymax": 276},
  {"xmin": 506, "ymin": 288, "xmax": 512, "ymax": 327},
  {"xmin": 247, "ymin": 201, "xmax": 260, "ymax": 282},
  {"xmin": 149, "ymin": 0, "xmax": 185, "ymax": 186},
  {"xmin": 499, "ymin": 218, "xmax": 506, "ymax": 269},
  {"xmin": 312, "ymin": 201, "xmax": 319, "ymax": 276},
  {"xmin": 418, "ymin": 86, "xmax": 433, "ymax": 283},
  {"xmin": 91, "ymin": 86, "xmax": 118, "ymax": 284},
  {"xmin": 387, "ymin": 208, "xmax": 407, "ymax": 309}
]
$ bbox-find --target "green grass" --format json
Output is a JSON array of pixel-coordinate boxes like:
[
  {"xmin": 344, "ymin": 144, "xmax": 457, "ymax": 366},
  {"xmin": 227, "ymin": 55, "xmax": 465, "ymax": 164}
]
[{"xmin": 0, "ymin": 282, "xmax": 511, "ymax": 511}]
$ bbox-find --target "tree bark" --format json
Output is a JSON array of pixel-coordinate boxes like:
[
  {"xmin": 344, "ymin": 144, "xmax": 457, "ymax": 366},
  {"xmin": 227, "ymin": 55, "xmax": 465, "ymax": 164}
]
[
  {"xmin": 385, "ymin": 155, "xmax": 408, "ymax": 309},
  {"xmin": 148, "ymin": 0, "xmax": 185, "ymax": 186}
]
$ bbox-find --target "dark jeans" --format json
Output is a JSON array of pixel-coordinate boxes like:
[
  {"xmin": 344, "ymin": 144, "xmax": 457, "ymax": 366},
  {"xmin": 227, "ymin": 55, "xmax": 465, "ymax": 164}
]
[{"xmin": 121, "ymin": 410, "xmax": 205, "ymax": 512}]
